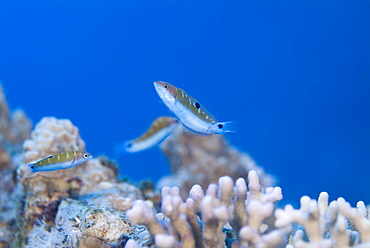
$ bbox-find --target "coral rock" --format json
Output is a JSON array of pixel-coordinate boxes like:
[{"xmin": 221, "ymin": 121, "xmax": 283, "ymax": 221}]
[
  {"xmin": 22, "ymin": 117, "xmax": 85, "ymax": 164},
  {"xmin": 26, "ymin": 199, "xmax": 149, "ymax": 248},
  {"xmin": 18, "ymin": 117, "xmax": 144, "ymax": 247},
  {"xmin": 0, "ymin": 84, "xmax": 32, "ymax": 247}
]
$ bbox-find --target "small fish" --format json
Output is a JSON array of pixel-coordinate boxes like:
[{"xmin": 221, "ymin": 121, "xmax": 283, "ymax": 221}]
[
  {"xmin": 153, "ymin": 81, "xmax": 235, "ymax": 135},
  {"xmin": 123, "ymin": 116, "xmax": 180, "ymax": 153},
  {"xmin": 29, "ymin": 151, "xmax": 92, "ymax": 172}
]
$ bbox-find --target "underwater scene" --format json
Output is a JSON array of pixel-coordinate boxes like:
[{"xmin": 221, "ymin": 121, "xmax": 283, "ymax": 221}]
[{"xmin": 0, "ymin": 0, "xmax": 369, "ymax": 247}]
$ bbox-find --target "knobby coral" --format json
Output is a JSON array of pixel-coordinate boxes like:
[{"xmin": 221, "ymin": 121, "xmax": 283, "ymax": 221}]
[
  {"xmin": 275, "ymin": 192, "xmax": 370, "ymax": 248},
  {"xmin": 127, "ymin": 170, "xmax": 286, "ymax": 248},
  {"xmin": 126, "ymin": 171, "xmax": 370, "ymax": 248}
]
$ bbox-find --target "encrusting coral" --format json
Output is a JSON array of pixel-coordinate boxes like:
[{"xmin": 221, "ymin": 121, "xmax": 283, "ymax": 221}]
[{"xmin": 158, "ymin": 129, "xmax": 274, "ymax": 199}]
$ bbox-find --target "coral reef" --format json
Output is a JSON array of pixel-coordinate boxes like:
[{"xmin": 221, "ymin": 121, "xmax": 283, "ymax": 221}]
[
  {"xmin": 0, "ymin": 85, "xmax": 369, "ymax": 248},
  {"xmin": 0, "ymin": 84, "xmax": 32, "ymax": 247},
  {"xmin": 158, "ymin": 129, "xmax": 274, "ymax": 198},
  {"xmin": 16, "ymin": 117, "xmax": 144, "ymax": 247}
]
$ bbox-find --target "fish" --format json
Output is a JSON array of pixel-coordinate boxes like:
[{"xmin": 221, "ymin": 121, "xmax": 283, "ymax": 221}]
[
  {"xmin": 29, "ymin": 151, "xmax": 92, "ymax": 172},
  {"xmin": 153, "ymin": 81, "xmax": 235, "ymax": 135},
  {"xmin": 123, "ymin": 116, "xmax": 180, "ymax": 153}
]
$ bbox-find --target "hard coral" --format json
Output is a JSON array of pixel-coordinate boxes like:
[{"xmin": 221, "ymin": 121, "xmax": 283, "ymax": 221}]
[
  {"xmin": 22, "ymin": 116, "xmax": 85, "ymax": 164},
  {"xmin": 127, "ymin": 170, "xmax": 285, "ymax": 248},
  {"xmin": 158, "ymin": 129, "xmax": 274, "ymax": 199},
  {"xmin": 18, "ymin": 117, "xmax": 144, "ymax": 247},
  {"xmin": 275, "ymin": 192, "xmax": 370, "ymax": 248}
]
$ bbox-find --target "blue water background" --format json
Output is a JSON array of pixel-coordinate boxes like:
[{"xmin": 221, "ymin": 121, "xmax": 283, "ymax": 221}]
[{"xmin": 1, "ymin": 0, "xmax": 369, "ymax": 207}]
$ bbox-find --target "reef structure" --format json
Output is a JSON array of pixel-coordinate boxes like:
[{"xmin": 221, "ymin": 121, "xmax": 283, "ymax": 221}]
[{"xmin": 0, "ymin": 84, "xmax": 369, "ymax": 247}]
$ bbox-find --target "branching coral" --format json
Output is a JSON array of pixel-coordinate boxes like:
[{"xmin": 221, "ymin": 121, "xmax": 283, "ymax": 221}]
[
  {"xmin": 127, "ymin": 172, "xmax": 370, "ymax": 248},
  {"xmin": 158, "ymin": 129, "xmax": 274, "ymax": 199},
  {"xmin": 275, "ymin": 192, "xmax": 370, "ymax": 248},
  {"xmin": 127, "ymin": 170, "xmax": 285, "ymax": 248}
]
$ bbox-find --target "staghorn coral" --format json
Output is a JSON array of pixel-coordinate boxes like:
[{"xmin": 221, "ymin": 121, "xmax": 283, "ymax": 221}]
[
  {"xmin": 0, "ymin": 84, "xmax": 32, "ymax": 247},
  {"xmin": 16, "ymin": 117, "xmax": 144, "ymax": 247},
  {"xmin": 127, "ymin": 170, "xmax": 285, "ymax": 248},
  {"xmin": 158, "ymin": 129, "xmax": 274, "ymax": 198}
]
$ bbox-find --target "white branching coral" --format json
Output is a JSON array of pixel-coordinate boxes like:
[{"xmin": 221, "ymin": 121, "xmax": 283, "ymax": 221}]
[
  {"xmin": 126, "ymin": 170, "xmax": 284, "ymax": 248},
  {"xmin": 275, "ymin": 192, "xmax": 370, "ymax": 248}
]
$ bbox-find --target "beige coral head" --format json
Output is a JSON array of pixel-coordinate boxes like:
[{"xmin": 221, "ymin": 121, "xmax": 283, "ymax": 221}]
[{"xmin": 23, "ymin": 117, "xmax": 86, "ymax": 164}]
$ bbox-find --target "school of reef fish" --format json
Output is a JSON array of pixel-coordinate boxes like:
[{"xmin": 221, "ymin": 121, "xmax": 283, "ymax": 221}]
[{"xmin": 0, "ymin": 82, "xmax": 370, "ymax": 248}]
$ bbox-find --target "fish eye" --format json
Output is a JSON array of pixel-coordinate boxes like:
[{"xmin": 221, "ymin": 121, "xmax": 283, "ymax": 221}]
[
  {"xmin": 218, "ymin": 124, "xmax": 223, "ymax": 129},
  {"xmin": 164, "ymin": 84, "xmax": 168, "ymax": 89},
  {"xmin": 126, "ymin": 142, "xmax": 132, "ymax": 148},
  {"xmin": 194, "ymin": 102, "xmax": 201, "ymax": 109},
  {"xmin": 83, "ymin": 153, "xmax": 89, "ymax": 158}
]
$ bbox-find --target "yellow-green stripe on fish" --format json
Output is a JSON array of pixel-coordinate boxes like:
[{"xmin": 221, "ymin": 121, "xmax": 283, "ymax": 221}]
[
  {"xmin": 29, "ymin": 151, "xmax": 92, "ymax": 172},
  {"xmin": 153, "ymin": 81, "xmax": 235, "ymax": 135},
  {"xmin": 124, "ymin": 116, "xmax": 180, "ymax": 153}
]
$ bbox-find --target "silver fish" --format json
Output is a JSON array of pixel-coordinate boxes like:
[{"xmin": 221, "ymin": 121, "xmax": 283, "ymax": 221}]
[{"xmin": 154, "ymin": 81, "xmax": 235, "ymax": 135}]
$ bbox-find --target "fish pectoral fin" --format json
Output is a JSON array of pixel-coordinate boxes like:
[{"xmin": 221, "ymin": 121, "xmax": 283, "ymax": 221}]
[{"xmin": 181, "ymin": 124, "xmax": 210, "ymax": 136}]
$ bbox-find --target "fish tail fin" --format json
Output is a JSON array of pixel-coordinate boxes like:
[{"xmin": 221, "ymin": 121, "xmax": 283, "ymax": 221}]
[
  {"xmin": 113, "ymin": 141, "xmax": 134, "ymax": 158},
  {"xmin": 216, "ymin": 121, "xmax": 237, "ymax": 134}
]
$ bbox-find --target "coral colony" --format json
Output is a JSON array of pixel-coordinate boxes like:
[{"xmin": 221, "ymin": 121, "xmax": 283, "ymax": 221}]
[{"xmin": 0, "ymin": 83, "xmax": 369, "ymax": 248}]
